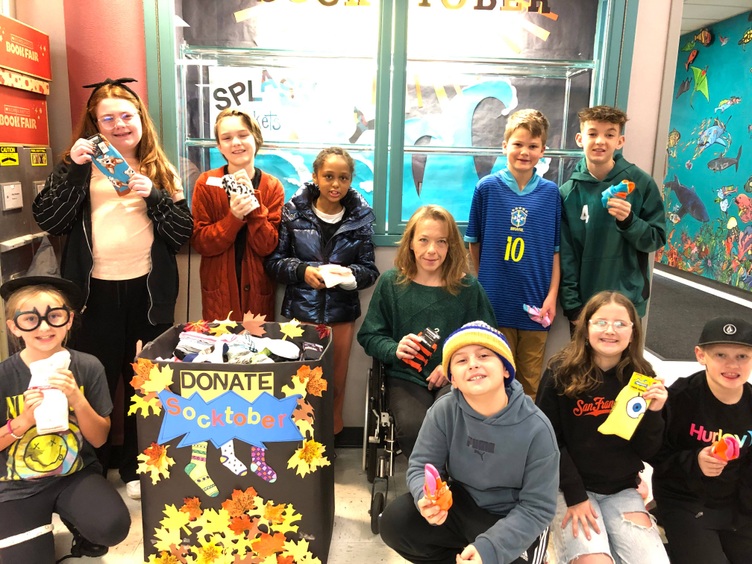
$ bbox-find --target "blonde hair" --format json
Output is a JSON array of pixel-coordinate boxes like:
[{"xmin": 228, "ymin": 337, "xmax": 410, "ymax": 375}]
[
  {"xmin": 548, "ymin": 291, "xmax": 654, "ymax": 397},
  {"xmin": 214, "ymin": 109, "xmax": 264, "ymax": 155},
  {"xmin": 394, "ymin": 205, "xmax": 469, "ymax": 295},
  {"xmin": 4, "ymin": 286, "xmax": 73, "ymax": 348},
  {"xmin": 504, "ymin": 109, "xmax": 549, "ymax": 146},
  {"xmin": 66, "ymin": 82, "xmax": 180, "ymax": 196}
]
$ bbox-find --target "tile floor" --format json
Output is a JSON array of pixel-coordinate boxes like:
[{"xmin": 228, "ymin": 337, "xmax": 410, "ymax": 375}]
[{"xmin": 50, "ymin": 354, "xmax": 703, "ymax": 563}]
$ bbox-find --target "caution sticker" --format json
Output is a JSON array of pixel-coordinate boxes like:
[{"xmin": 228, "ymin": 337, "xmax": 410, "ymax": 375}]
[{"xmin": 0, "ymin": 146, "xmax": 19, "ymax": 166}]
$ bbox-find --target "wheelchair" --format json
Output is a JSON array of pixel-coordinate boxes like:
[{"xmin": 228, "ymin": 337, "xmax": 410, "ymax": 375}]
[{"xmin": 362, "ymin": 358, "xmax": 398, "ymax": 535}]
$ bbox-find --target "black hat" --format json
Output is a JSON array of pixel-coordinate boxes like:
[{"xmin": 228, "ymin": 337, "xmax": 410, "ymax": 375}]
[
  {"xmin": 697, "ymin": 317, "xmax": 752, "ymax": 348},
  {"xmin": 1, "ymin": 276, "xmax": 84, "ymax": 311}
]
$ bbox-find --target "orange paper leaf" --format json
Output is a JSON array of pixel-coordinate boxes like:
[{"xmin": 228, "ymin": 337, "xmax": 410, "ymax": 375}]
[
  {"xmin": 229, "ymin": 514, "xmax": 253, "ymax": 536},
  {"xmin": 242, "ymin": 311, "xmax": 267, "ymax": 337},
  {"xmin": 252, "ymin": 531, "xmax": 286, "ymax": 559},
  {"xmin": 180, "ymin": 497, "xmax": 203, "ymax": 521},
  {"xmin": 221, "ymin": 487, "xmax": 258, "ymax": 517}
]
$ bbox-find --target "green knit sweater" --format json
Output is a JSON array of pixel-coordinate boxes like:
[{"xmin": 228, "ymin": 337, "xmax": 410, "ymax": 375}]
[{"xmin": 357, "ymin": 268, "xmax": 497, "ymax": 387}]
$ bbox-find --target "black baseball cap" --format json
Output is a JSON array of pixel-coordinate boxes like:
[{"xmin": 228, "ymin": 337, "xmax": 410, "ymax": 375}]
[
  {"xmin": 697, "ymin": 317, "xmax": 752, "ymax": 348},
  {"xmin": 0, "ymin": 276, "xmax": 84, "ymax": 311}
]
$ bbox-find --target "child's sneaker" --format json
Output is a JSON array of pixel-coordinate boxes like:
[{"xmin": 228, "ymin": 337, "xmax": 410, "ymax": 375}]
[{"xmin": 126, "ymin": 479, "xmax": 141, "ymax": 500}]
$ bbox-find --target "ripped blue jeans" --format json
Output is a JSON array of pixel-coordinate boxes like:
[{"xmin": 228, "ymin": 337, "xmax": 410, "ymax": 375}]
[{"xmin": 549, "ymin": 489, "xmax": 669, "ymax": 564}]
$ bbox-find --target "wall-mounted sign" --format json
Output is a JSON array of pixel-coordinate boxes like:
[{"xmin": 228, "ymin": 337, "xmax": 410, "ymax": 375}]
[
  {"xmin": 0, "ymin": 85, "xmax": 49, "ymax": 146},
  {"xmin": 0, "ymin": 14, "xmax": 51, "ymax": 82}
]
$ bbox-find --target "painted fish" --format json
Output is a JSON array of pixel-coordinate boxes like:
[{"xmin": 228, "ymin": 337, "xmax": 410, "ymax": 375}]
[
  {"xmin": 681, "ymin": 39, "xmax": 696, "ymax": 52},
  {"xmin": 746, "ymin": 175, "xmax": 752, "ymax": 193},
  {"xmin": 740, "ymin": 28, "xmax": 752, "ymax": 48},
  {"xmin": 718, "ymin": 185, "xmax": 737, "ymax": 197},
  {"xmin": 695, "ymin": 117, "xmax": 730, "ymax": 158},
  {"xmin": 720, "ymin": 35, "xmax": 729, "ymax": 46},
  {"xmin": 668, "ymin": 212, "xmax": 681, "ymax": 224},
  {"xmin": 715, "ymin": 96, "xmax": 741, "ymax": 113},
  {"xmin": 708, "ymin": 145, "xmax": 742, "ymax": 173},
  {"xmin": 695, "ymin": 28, "xmax": 714, "ymax": 47},
  {"xmin": 664, "ymin": 175, "xmax": 710, "ymax": 222},
  {"xmin": 675, "ymin": 77, "xmax": 690, "ymax": 99},
  {"xmin": 685, "ymin": 160, "xmax": 693, "ymax": 170},
  {"xmin": 667, "ymin": 128, "xmax": 680, "ymax": 158},
  {"xmin": 685, "ymin": 49, "xmax": 698, "ymax": 71},
  {"xmin": 736, "ymin": 193, "xmax": 752, "ymax": 223}
]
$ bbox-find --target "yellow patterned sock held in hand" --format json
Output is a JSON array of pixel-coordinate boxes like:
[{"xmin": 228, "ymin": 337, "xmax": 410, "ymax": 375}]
[
  {"xmin": 185, "ymin": 441, "xmax": 220, "ymax": 497},
  {"xmin": 597, "ymin": 372, "xmax": 657, "ymax": 441}
]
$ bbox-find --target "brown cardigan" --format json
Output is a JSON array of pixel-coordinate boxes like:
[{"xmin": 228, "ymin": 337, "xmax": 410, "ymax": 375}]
[{"xmin": 191, "ymin": 166, "xmax": 284, "ymax": 321}]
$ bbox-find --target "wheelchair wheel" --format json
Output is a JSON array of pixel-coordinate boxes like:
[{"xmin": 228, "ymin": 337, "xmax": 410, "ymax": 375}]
[{"xmin": 370, "ymin": 491, "xmax": 385, "ymax": 535}]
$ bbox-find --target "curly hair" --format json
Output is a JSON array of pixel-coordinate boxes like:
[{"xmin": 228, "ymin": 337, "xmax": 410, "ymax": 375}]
[
  {"xmin": 67, "ymin": 82, "xmax": 180, "ymax": 196},
  {"xmin": 548, "ymin": 291, "xmax": 655, "ymax": 397},
  {"xmin": 504, "ymin": 108, "xmax": 549, "ymax": 146},
  {"xmin": 312, "ymin": 146, "xmax": 355, "ymax": 177},
  {"xmin": 394, "ymin": 205, "xmax": 469, "ymax": 295},
  {"xmin": 577, "ymin": 105, "xmax": 628, "ymax": 131},
  {"xmin": 214, "ymin": 108, "xmax": 264, "ymax": 155}
]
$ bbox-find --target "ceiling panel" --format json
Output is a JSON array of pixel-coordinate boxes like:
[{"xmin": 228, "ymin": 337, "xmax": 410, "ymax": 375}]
[{"xmin": 680, "ymin": 0, "xmax": 752, "ymax": 35}]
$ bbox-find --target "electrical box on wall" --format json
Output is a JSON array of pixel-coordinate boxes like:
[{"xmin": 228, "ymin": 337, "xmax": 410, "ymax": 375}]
[{"xmin": 1, "ymin": 181, "xmax": 23, "ymax": 211}]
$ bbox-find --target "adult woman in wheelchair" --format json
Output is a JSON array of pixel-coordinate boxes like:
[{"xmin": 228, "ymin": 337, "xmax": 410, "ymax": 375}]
[{"xmin": 357, "ymin": 205, "xmax": 497, "ymax": 461}]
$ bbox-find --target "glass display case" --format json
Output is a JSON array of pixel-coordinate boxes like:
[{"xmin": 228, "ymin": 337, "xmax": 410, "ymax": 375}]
[{"xmin": 161, "ymin": 0, "xmax": 629, "ymax": 240}]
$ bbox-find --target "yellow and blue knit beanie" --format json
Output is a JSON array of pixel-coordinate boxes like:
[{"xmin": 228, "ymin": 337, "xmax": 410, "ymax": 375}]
[{"xmin": 442, "ymin": 321, "xmax": 516, "ymax": 382}]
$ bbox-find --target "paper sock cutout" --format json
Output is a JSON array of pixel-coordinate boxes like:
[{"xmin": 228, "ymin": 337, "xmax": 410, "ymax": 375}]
[
  {"xmin": 598, "ymin": 372, "xmax": 657, "ymax": 440},
  {"xmin": 220, "ymin": 440, "xmax": 248, "ymax": 476},
  {"xmin": 250, "ymin": 446, "xmax": 277, "ymax": 483},
  {"xmin": 185, "ymin": 441, "xmax": 219, "ymax": 497}
]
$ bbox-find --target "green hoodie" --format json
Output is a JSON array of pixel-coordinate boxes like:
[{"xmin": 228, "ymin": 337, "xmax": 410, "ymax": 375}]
[{"xmin": 559, "ymin": 154, "xmax": 667, "ymax": 318}]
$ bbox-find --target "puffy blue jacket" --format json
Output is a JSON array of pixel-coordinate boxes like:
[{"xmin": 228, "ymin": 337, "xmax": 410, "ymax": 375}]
[{"xmin": 264, "ymin": 182, "xmax": 379, "ymax": 324}]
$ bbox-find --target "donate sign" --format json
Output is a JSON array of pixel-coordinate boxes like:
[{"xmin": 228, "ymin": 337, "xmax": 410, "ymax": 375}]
[{"xmin": 158, "ymin": 389, "xmax": 304, "ymax": 448}]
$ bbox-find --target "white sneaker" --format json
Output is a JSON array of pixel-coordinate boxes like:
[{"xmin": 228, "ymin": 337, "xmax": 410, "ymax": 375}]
[{"xmin": 125, "ymin": 480, "xmax": 141, "ymax": 500}]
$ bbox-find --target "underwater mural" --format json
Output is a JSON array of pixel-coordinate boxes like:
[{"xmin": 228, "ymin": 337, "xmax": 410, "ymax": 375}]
[{"xmin": 658, "ymin": 11, "xmax": 752, "ymax": 293}]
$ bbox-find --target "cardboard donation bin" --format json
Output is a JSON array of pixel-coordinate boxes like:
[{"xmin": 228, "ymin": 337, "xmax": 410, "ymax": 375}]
[{"xmin": 134, "ymin": 321, "xmax": 334, "ymax": 564}]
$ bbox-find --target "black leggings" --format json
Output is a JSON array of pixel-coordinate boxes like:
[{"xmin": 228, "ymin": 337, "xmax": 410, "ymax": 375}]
[
  {"xmin": 658, "ymin": 499, "xmax": 752, "ymax": 564},
  {"xmin": 0, "ymin": 469, "xmax": 130, "ymax": 564},
  {"xmin": 380, "ymin": 483, "xmax": 548, "ymax": 564},
  {"xmin": 73, "ymin": 276, "xmax": 170, "ymax": 482}
]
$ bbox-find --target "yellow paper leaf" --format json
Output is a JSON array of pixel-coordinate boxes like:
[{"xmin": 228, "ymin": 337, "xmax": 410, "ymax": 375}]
[
  {"xmin": 152, "ymin": 524, "xmax": 183, "ymax": 553},
  {"xmin": 282, "ymin": 539, "xmax": 321, "ymax": 564},
  {"xmin": 294, "ymin": 420, "xmax": 314, "ymax": 439},
  {"xmin": 142, "ymin": 364, "xmax": 175, "ymax": 395},
  {"xmin": 192, "ymin": 508, "xmax": 233, "ymax": 544},
  {"xmin": 159, "ymin": 504, "xmax": 191, "ymax": 535},
  {"xmin": 286, "ymin": 440, "xmax": 331, "ymax": 478},
  {"xmin": 129, "ymin": 393, "xmax": 162, "ymax": 418},
  {"xmin": 137, "ymin": 443, "xmax": 175, "ymax": 484},
  {"xmin": 281, "ymin": 376, "xmax": 307, "ymax": 398},
  {"xmin": 210, "ymin": 314, "xmax": 237, "ymax": 336},
  {"xmin": 279, "ymin": 319, "xmax": 304, "ymax": 340}
]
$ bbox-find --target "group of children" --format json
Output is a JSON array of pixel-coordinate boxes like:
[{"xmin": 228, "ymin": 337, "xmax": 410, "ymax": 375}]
[
  {"xmin": 375, "ymin": 106, "xmax": 751, "ymax": 564},
  {"xmin": 0, "ymin": 75, "xmax": 749, "ymax": 564}
]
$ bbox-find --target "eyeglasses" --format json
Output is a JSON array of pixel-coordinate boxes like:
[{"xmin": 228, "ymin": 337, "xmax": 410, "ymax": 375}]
[
  {"xmin": 97, "ymin": 112, "xmax": 138, "ymax": 130},
  {"xmin": 13, "ymin": 306, "xmax": 71, "ymax": 332},
  {"xmin": 588, "ymin": 319, "xmax": 633, "ymax": 332}
]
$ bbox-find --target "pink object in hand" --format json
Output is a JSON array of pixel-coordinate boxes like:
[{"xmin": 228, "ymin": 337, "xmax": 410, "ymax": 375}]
[
  {"xmin": 523, "ymin": 304, "xmax": 551, "ymax": 328},
  {"xmin": 711, "ymin": 435, "xmax": 741, "ymax": 461}
]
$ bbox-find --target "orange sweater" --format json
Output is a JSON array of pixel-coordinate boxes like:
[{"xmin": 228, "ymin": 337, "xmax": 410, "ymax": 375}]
[{"xmin": 191, "ymin": 167, "xmax": 284, "ymax": 321}]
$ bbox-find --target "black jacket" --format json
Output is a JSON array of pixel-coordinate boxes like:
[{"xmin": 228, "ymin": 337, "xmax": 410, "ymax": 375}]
[
  {"xmin": 264, "ymin": 182, "xmax": 378, "ymax": 324},
  {"xmin": 32, "ymin": 161, "xmax": 193, "ymax": 324}
]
